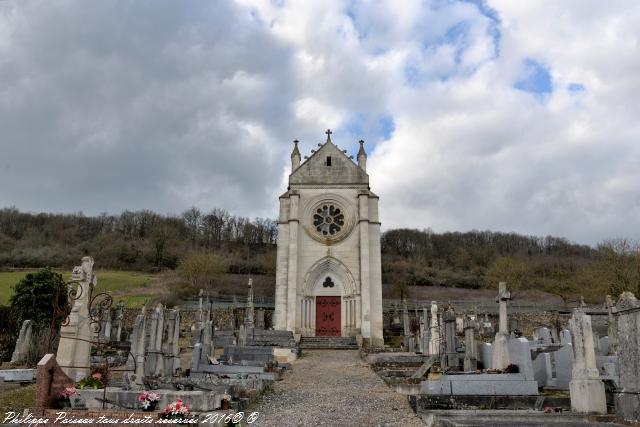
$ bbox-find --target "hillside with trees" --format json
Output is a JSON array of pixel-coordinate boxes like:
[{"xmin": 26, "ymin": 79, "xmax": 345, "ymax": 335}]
[{"xmin": 0, "ymin": 207, "xmax": 638, "ymax": 304}]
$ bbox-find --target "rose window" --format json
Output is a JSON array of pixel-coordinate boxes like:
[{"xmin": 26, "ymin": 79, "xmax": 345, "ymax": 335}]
[{"xmin": 313, "ymin": 204, "xmax": 345, "ymax": 236}]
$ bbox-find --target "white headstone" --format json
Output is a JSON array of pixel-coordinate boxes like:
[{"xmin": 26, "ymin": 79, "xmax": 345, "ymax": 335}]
[{"xmin": 569, "ymin": 309, "xmax": 606, "ymax": 414}]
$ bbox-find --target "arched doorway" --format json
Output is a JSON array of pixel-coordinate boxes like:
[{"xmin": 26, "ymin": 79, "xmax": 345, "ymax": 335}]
[{"xmin": 301, "ymin": 257, "xmax": 360, "ymax": 337}]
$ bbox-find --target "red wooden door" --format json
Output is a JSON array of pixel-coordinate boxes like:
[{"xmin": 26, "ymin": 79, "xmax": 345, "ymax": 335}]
[{"xmin": 316, "ymin": 296, "xmax": 341, "ymax": 336}]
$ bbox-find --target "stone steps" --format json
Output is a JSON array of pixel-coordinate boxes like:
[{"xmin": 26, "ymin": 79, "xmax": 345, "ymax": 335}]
[{"xmin": 299, "ymin": 336, "xmax": 358, "ymax": 349}]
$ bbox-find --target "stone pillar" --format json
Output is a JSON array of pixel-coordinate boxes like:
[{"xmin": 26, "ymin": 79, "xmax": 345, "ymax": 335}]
[
  {"xmin": 245, "ymin": 278, "xmax": 255, "ymax": 329},
  {"xmin": 442, "ymin": 307, "xmax": 458, "ymax": 369},
  {"xmin": 286, "ymin": 192, "xmax": 299, "ymax": 332},
  {"xmin": 428, "ymin": 302, "xmax": 440, "ymax": 355},
  {"xmin": 11, "ymin": 319, "xmax": 33, "ymax": 364},
  {"xmin": 56, "ymin": 256, "xmax": 96, "ymax": 381},
  {"xmin": 273, "ymin": 196, "xmax": 290, "ymax": 330},
  {"xmin": 492, "ymin": 282, "xmax": 511, "ymax": 370},
  {"xmin": 358, "ymin": 193, "xmax": 371, "ymax": 339},
  {"xmin": 614, "ymin": 292, "xmax": 640, "ymax": 421},
  {"xmin": 569, "ymin": 309, "xmax": 606, "ymax": 414},
  {"xmin": 605, "ymin": 295, "xmax": 617, "ymax": 355},
  {"xmin": 367, "ymin": 196, "xmax": 385, "ymax": 347},
  {"xmin": 463, "ymin": 317, "xmax": 478, "ymax": 371}
]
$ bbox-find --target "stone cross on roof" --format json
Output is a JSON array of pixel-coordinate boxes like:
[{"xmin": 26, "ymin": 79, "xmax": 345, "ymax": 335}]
[{"xmin": 325, "ymin": 128, "xmax": 332, "ymax": 142}]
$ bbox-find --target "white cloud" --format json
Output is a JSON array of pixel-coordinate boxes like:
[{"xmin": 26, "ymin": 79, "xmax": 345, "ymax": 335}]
[{"xmin": 0, "ymin": 0, "xmax": 638, "ymax": 243}]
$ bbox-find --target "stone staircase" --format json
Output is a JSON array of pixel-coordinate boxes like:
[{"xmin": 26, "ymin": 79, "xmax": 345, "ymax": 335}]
[{"xmin": 299, "ymin": 336, "xmax": 358, "ymax": 349}]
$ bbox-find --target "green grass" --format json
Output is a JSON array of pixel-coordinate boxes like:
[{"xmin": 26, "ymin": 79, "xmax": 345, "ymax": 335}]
[
  {"xmin": 0, "ymin": 384, "xmax": 36, "ymax": 415},
  {"xmin": 0, "ymin": 269, "xmax": 159, "ymax": 306}
]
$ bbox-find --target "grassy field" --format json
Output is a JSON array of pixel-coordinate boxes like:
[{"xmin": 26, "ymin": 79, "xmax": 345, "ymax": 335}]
[{"xmin": 0, "ymin": 269, "xmax": 160, "ymax": 307}]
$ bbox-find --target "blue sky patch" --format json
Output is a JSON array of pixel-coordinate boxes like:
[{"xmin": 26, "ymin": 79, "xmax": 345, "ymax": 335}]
[
  {"xmin": 568, "ymin": 83, "xmax": 585, "ymax": 93},
  {"xmin": 514, "ymin": 59, "xmax": 553, "ymax": 96},
  {"xmin": 340, "ymin": 114, "xmax": 395, "ymax": 154}
]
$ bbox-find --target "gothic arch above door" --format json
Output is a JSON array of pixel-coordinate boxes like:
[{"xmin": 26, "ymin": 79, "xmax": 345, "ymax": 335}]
[{"xmin": 302, "ymin": 256, "xmax": 357, "ymax": 297}]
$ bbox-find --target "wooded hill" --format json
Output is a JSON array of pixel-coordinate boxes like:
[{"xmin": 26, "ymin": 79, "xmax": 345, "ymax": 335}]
[{"xmin": 0, "ymin": 207, "xmax": 638, "ymax": 303}]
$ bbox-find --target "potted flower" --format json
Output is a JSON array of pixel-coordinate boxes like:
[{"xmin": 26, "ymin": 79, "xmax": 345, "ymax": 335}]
[
  {"xmin": 138, "ymin": 391, "xmax": 161, "ymax": 412},
  {"xmin": 162, "ymin": 399, "xmax": 190, "ymax": 421},
  {"xmin": 57, "ymin": 386, "xmax": 79, "ymax": 409},
  {"xmin": 76, "ymin": 372, "xmax": 105, "ymax": 389}
]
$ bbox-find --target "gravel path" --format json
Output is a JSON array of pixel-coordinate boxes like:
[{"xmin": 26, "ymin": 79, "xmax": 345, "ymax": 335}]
[{"xmin": 253, "ymin": 350, "xmax": 424, "ymax": 427}]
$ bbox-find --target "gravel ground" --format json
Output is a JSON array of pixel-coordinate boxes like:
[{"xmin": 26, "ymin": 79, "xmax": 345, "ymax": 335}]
[{"xmin": 253, "ymin": 350, "xmax": 424, "ymax": 427}]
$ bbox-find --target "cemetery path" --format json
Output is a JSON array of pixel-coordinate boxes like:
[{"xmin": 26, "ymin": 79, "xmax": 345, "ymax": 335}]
[{"xmin": 253, "ymin": 349, "xmax": 424, "ymax": 427}]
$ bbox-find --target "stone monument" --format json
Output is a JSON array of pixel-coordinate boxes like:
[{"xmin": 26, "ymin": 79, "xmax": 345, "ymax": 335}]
[
  {"xmin": 569, "ymin": 309, "xmax": 606, "ymax": 414},
  {"xmin": 56, "ymin": 256, "xmax": 97, "ymax": 381},
  {"xmin": 11, "ymin": 319, "xmax": 33, "ymax": 364},
  {"xmin": 492, "ymin": 282, "xmax": 511, "ymax": 370}
]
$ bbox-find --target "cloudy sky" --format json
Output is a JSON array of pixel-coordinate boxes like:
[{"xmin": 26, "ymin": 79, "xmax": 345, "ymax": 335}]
[{"xmin": 1, "ymin": 0, "xmax": 639, "ymax": 245}]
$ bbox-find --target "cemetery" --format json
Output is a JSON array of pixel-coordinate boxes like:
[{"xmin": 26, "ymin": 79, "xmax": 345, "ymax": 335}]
[
  {"xmin": 1, "ymin": 254, "xmax": 639, "ymax": 426},
  {"xmin": 1, "ymin": 135, "xmax": 640, "ymax": 426}
]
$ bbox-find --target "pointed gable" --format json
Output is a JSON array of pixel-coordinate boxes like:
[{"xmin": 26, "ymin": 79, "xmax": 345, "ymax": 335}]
[{"xmin": 289, "ymin": 140, "xmax": 369, "ymax": 186}]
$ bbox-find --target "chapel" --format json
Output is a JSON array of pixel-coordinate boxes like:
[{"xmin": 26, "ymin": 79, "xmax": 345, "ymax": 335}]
[{"xmin": 273, "ymin": 130, "xmax": 384, "ymax": 346}]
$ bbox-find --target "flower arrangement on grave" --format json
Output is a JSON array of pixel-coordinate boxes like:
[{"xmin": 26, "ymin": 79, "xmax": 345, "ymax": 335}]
[
  {"xmin": 76, "ymin": 372, "xmax": 105, "ymax": 389},
  {"xmin": 56, "ymin": 386, "xmax": 79, "ymax": 408},
  {"xmin": 138, "ymin": 391, "xmax": 161, "ymax": 411},
  {"xmin": 162, "ymin": 399, "xmax": 190, "ymax": 420}
]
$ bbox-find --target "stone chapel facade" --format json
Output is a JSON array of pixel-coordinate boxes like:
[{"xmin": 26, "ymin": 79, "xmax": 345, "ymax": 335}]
[{"xmin": 273, "ymin": 130, "xmax": 384, "ymax": 346}]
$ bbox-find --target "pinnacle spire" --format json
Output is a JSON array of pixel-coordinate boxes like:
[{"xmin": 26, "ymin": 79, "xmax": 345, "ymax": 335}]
[
  {"xmin": 357, "ymin": 139, "xmax": 367, "ymax": 171},
  {"xmin": 291, "ymin": 139, "xmax": 300, "ymax": 157},
  {"xmin": 291, "ymin": 139, "xmax": 301, "ymax": 170}
]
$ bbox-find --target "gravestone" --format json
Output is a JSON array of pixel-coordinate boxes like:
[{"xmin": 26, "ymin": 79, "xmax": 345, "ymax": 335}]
[
  {"xmin": 115, "ymin": 300, "xmax": 125, "ymax": 342},
  {"xmin": 478, "ymin": 342, "xmax": 492, "ymax": 369},
  {"xmin": 614, "ymin": 292, "xmax": 640, "ymax": 422},
  {"xmin": 145, "ymin": 304, "xmax": 165, "ymax": 377},
  {"xmin": 533, "ymin": 352, "xmax": 554, "ymax": 388},
  {"xmin": 199, "ymin": 320, "xmax": 213, "ymax": 366},
  {"xmin": 569, "ymin": 309, "xmax": 606, "ymax": 414},
  {"xmin": 255, "ymin": 309, "xmax": 265, "ymax": 329},
  {"xmin": 11, "ymin": 320, "xmax": 33, "ymax": 364},
  {"xmin": 163, "ymin": 308, "xmax": 181, "ymax": 376},
  {"xmin": 533, "ymin": 327, "xmax": 552, "ymax": 344},
  {"xmin": 245, "ymin": 279, "xmax": 254, "ymax": 329},
  {"xmin": 419, "ymin": 306, "xmax": 430, "ymax": 354},
  {"xmin": 102, "ymin": 308, "xmax": 112, "ymax": 342},
  {"xmin": 441, "ymin": 308, "xmax": 458, "ymax": 368},
  {"xmin": 492, "ymin": 282, "xmax": 511, "ymax": 370},
  {"xmin": 428, "ymin": 302, "xmax": 440, "ymax": 355},
  {"xmin": 455, "ymin": 316, "xmax": 464, "ymax": 334},
  {"xmin": 125, "ymin": 306, "xmax": 147, "ymax": 384},
  {"xmin": 191, "ymin": 290, "xmax": 205, "ymax": 345},
  {"xmin": 463, "ymin": 317, "xmax": 478, "ymax": 371},
  {"xmin": 555, "ymin": 329, "xmax": 573, "ymax": 390},
  {"xmin": 56, "ymin": 256, "xmax": 96, "ymax": 381},
  {"xmin": 402, "ymin": 296, "xmax": 413, "ymax": 351},
  {"xmin": 508, "ymin": 337, "xmax": 535, "ymax": 381},
  {"xmin": 480, "ymin": 313, "xmax": 495, "ymax": 338}
]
